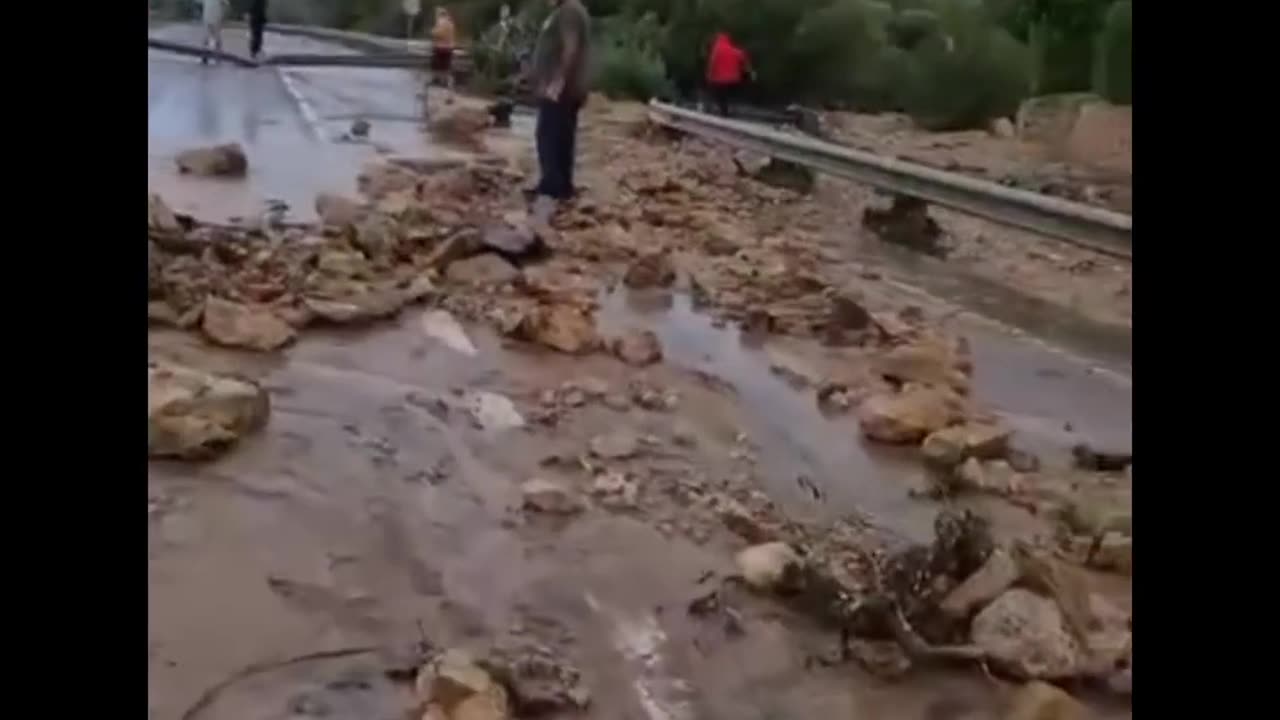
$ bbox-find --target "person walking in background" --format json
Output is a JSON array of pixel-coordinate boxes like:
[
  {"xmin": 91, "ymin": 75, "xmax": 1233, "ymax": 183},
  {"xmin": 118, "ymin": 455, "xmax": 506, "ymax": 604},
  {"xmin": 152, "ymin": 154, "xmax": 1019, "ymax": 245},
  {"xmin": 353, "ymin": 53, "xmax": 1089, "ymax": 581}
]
[
  {"xmin": 529, "ymin": 0, "xmax": 592, "ymax": 205},
  {"xmin": 706, "ymin": 31, "xmax": 750, "ymax": 117},
  {"xmin": 430, "ymin": 6, "xmax": 458, "ymax": 93},
  {"xmin": 496, "ymin": 4, "xmax": 514, "ymax": 52},
  {"xmin": 248, "ymin": 0, "xmax": 268, "ymax": 60},
  {"xmin": 201, "ymin": 0, "xmax": 227, "ymax": 64},
  {"xmin": 403, "ymin": 0, "xmax": 422, "ymax": 40}
]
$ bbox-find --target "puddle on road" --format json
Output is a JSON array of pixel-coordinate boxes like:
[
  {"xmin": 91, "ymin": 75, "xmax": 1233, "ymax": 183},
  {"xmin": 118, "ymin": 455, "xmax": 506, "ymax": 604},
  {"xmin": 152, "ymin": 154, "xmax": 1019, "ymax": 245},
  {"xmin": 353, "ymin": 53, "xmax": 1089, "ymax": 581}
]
[
  {"xmin": 597, "ymin": 288, "xmax": 1129, "ymax": 543},
  {"xmin": 598, "ymin": 289, "xmax": 932, "ymax": 539},
  {"xmin": 148, "ymin": 51, "xmax": 490, "ymax": 224}
]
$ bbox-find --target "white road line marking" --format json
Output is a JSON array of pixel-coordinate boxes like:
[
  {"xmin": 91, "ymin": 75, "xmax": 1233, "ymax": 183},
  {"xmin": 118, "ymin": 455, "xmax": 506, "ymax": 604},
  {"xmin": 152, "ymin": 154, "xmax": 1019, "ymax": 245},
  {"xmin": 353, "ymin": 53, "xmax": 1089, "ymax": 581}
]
[{"xmin": 275, "ymin": 67, "xmax": 323, "ymax": 139}]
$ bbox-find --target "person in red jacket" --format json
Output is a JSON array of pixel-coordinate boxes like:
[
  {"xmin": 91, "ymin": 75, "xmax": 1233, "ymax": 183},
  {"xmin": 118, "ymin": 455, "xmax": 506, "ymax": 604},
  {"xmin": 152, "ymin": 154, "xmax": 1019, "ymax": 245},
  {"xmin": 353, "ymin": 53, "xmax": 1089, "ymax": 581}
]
[{"xmin": 706, "ymin": 32, "xmax": 751, "ymax": 117}]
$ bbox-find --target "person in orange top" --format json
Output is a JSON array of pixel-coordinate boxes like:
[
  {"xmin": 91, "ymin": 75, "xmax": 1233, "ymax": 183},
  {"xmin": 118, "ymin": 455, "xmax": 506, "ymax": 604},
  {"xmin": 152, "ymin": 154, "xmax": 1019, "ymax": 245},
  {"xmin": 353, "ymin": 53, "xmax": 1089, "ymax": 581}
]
[
  {"xmin": 430, "ymin": 6, "xmax": 458, "ymax": 92},
  {"xmin": 705, "ymin": 32, "xmax": 751, "ymax": 117}
]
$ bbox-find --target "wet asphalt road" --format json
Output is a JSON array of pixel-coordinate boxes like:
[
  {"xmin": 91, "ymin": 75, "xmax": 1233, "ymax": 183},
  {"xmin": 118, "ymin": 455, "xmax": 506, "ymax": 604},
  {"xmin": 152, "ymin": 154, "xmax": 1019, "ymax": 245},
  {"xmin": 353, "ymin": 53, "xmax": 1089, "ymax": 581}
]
[{"xmin": 148, "ymin": 24, "xmax": 434, "ymax": 221}]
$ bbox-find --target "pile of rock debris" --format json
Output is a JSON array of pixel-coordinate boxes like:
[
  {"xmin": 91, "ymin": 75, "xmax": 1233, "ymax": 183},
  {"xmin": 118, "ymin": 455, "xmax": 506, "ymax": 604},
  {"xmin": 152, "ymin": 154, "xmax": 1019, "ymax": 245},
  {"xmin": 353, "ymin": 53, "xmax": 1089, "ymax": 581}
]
[{"xmin": 147, "ymin": 137, "xmax": 1131, "ymax": 715}]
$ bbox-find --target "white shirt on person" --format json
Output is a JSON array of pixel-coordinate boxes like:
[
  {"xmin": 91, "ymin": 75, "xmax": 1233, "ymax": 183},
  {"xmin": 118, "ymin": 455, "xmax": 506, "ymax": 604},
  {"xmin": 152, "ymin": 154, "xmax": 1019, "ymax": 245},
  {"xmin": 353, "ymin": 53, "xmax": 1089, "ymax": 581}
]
[{"xmin": 203, "ymin": 0, "xmax": 227, "ymax": 26}]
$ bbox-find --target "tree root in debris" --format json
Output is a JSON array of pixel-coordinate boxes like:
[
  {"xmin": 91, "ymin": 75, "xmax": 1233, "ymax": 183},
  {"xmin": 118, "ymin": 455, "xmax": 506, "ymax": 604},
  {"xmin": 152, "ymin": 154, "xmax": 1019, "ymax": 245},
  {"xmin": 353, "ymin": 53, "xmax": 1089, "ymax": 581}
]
[
  {"xmin": 180, "ymin": 646, "xmax": 381, "ymax": 720},
  {"xmin": 886, "ymin": 606, "xmax": 988, "ymax": 664}
]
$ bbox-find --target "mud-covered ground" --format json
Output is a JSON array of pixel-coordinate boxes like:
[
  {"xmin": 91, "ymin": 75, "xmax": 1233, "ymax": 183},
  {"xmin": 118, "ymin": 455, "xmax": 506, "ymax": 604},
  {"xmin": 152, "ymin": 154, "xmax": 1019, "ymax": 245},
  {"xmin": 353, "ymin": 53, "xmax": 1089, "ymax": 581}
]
[
  {"xmin": 149, "ymin": 94, "xmax": 1131, "ymax": 720},
  {"xmin": 816, "ymin": 109, "xmax": 1132, "ymax": 334}
]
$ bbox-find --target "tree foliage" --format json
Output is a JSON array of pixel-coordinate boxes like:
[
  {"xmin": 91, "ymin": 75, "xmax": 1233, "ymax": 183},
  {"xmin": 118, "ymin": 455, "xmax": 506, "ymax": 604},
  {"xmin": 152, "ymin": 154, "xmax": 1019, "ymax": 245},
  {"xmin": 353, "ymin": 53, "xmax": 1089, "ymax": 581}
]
[
  {"xmin": 292, "ymin": 0, "xmax": 1129, "ymax": 126},
  {"xmin": 896, "ymin": 3, "xmax": 1032, "ymax": 128},
  {"xmin": 1092, "ymin": 0, "xmax": 1131, "ymax": 103}
]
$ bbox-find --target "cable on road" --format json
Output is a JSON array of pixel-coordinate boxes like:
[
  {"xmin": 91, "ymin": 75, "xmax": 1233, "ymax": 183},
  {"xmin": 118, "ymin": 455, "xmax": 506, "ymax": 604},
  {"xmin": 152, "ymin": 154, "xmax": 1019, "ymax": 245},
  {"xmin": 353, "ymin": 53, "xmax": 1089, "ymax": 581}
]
[
  {"xmin": 148, "ymin": 38, "xmax": 259, "ymax": 68},
  {"xmin": 149, "ymin": 39, "xmax": 431, "ymax": 69},
  {"xmin": 266, "ymin": 53, "xmax": 430, "ymax": 68}
]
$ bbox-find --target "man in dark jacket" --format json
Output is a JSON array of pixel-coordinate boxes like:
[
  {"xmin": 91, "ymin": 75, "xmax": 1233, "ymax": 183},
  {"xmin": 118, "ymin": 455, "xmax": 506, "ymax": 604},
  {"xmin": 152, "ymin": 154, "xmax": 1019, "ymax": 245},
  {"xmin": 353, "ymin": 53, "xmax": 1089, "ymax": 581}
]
[
  {"xmin": 528, "ymin": 0, "xmax": 591, "ymax": 203},
  {"xmin": 249, "ymin": 0, "xmax": 268, "ymax": 59}
]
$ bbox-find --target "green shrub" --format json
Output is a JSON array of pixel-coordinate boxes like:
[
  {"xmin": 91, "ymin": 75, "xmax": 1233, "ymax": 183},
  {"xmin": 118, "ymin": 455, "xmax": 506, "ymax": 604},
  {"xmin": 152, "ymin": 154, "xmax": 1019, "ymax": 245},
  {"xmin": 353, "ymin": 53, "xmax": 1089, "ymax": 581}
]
[
  {"xmin": 888, "ymin": 8, "xmax": 941, "ymax": 49},
  {"xmin": 1023, "ymin": 0, "xmax": 1115, "ymax": 94},
  {"xmin": 1092, "ymin": 0, "xmax": 1131, "ymax": 103},
  {"xmin": 787, "ymin": 0, "xmax": 891, "ymax": 103},
  {"xmin": 897, "ymin": 5, "xmax": 1032, "ymax": 129},
  {"xmin": 847, "ymin": 44, "xmax": 916, "ymax": 112},
  {"xmin": 595, "ymin": 36, "xmax": 674, "ymax": 101},
  {"xmin": 654, "ymin": 0, "xmax": 897, "ymax": 105}
]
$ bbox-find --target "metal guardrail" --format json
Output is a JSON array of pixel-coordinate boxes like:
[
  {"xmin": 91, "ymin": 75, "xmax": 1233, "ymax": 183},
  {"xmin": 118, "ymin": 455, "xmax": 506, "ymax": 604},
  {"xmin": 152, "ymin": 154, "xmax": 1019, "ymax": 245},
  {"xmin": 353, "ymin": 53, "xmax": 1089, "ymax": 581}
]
[{"xmin": 648, "ymin": 101, "xmax": 1133, "ymax": 259}]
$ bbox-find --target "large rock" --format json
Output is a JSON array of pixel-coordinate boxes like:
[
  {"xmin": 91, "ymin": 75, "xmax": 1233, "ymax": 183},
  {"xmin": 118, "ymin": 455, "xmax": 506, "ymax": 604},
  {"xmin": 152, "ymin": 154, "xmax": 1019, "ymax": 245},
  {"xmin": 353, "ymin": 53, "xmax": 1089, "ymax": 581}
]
[
  {"xmin": 316, "ymin": 249, "xmax": 370, "ymax": 279},
  {"xmin": 1071, "ymin": 441, "xmax": 1132, "ymax": 471},
  {"xmin": 446, "ymin": 253, "xmax": 520, "ymax": 286},
  {"xmin": 1078, "ymin": 592, "xmax": 1131, "ymax": 674},
  {"xmin": 1108, "ymin": 643, "xmax": 1132, "ymax": 695},
  {"xmin": 611, "ymin": 329, "xmax": 663, "ymax": 367},
  {"xmin": 735, "ymin": 542, "xmax": 801, "ymax": 591},
  {"xmin": 175, "ymin": 143, "xmax": 248, "ymax": 177},
  {"xmin": 859, "ymin": 385, "xmax": 963, "ymax": 444},
  {"xmin": 989, "ymin": 117, "xmax": 1017, "ymax": 140},
  {"xmin": 862, "ymin": 195, "xmax": 945, "ymax": 257},
  {"xmin": 954, "ymin": 458, "xmax": 1025, "ymax": 494},
  {"xmin": 922, "ymin": 424, "xmax": 1011, "ymax": 467},
  {"xmin": 1088, "ymin": 531, "xmax": 1132, "ymax": 576},
  {"xmin": 1004, "ymin": 681, "xmax": 1088, "ymax": 720},
  {"xmin": 357, "ymin": 161, "xmax": 420, "ymax": 199},
  {"xmin": 416, "ymin": 649, "xmax": 511, "ymax": 720},
  {"xmin": 148, "ymin": 193, "xmax": 183, "ymax": 234},
  {"xmin": 302, "ymin": 288, "xmax": 406, "ymax": 325},
  {"xmin": 873, "ymin": 338, "xmax": 970, "ymax": 394},
  {"xmin": 941, "ymin": 547, "xmax": 1021, "ymax": 619},
  {"xmin": 1061, "ymin": 494, "xmax": 1132, "ymax": 538},
  {"xmin": 464, "ymin": 391, "xmax": 526, "ymax": 431},
  {"xmin": 847, "ymin": 639, "xmax": 912, "ymax": 680},
  {"xmin": 513, "ymin": 304, "xmax": 600, "ymax": 355},
  {"xmin": 480, "ymin": 642, "xmax": 591, "ymax": 717},
  {"xmin": 431, "ymin": 106, "xmax": 492, "ymax": 149},
  {"xmin": 148, "ymin": 242, "xmax": 164, "ymax": 297},
  {"xmin": 623, "ymin": 252, "xmax": 676, "ymax": 289},
  {"xmin": 352, "ymin": 214, "xmax": 400, "ymax": 257},
  {"xmin": 201, "ymin": 296, "xmax": 297, "ymax": 351},
  {"xmin": 521, "ymin": 478, "xmax": 583, "ymax": 515},
  {"xmin": 823, "ymin": 292, "xmax": 872, "ymax": 342},
  {"xmin": 971, "ymin": 589, "xmax": 1084, "ymax": 680},
  {"xmin": 148, "ymin": 362, "xmax": 270, "ymax": 460},
  {"xmin": 314, "ymin": 193, "xmax": 365, "ymax": 227}
]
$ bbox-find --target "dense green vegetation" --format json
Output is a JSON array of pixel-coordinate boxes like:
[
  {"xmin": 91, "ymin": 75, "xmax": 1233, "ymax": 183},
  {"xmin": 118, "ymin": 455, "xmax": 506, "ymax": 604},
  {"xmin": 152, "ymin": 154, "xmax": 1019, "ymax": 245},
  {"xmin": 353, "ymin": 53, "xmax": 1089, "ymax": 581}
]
[
  {"xmin": 464, "ymin": 0, "xmax": 1130, "ymax": 127},
  {"xmin": 153, "ymin": 0, "xmax": 1131, "ymax": 129}
]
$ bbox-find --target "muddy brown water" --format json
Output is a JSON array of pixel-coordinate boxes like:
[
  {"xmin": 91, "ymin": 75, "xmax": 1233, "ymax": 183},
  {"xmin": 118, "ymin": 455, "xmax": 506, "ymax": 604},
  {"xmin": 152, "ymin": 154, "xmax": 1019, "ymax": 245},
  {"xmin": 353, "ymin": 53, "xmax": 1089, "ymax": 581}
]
[{"xmin": 149, "ymin": 282, "xmax": 1130, "ymax": 720}]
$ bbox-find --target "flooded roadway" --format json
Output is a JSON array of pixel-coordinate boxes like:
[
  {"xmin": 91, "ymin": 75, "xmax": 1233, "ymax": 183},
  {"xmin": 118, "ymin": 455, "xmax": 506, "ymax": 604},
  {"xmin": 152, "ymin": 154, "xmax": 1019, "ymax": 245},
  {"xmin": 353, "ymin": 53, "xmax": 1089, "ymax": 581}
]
[
  {"xmin": 149, "ymin": 301, "xmax": 1130, "ymax": 720},
  {"xmin": 148, "ymin": 27, "xmax": 1131, "ymax": 720},
  {"xmin": 149, "ymin": 24, "xmax": 462, "ymax": 222}
]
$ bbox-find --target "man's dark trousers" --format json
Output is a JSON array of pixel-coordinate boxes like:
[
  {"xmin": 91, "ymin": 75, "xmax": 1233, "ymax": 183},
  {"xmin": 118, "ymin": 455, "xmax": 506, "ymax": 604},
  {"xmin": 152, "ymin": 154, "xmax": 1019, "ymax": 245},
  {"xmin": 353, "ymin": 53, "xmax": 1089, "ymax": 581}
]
[
  {"xmin": 249, "ymin": 1, "xmax": 268, "ymax": 57},
  {"xmin": 534, "ymin": 97, "xmax": 582, "ymax": 200}
]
